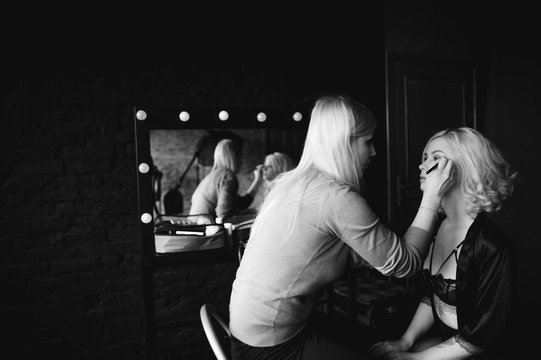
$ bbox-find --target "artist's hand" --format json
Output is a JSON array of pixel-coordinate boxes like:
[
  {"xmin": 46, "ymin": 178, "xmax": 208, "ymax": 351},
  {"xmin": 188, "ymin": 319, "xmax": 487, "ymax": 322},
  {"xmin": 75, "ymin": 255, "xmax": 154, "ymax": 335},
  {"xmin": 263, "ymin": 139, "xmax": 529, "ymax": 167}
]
[
  {"xmin": 253, "ymin": 164, "xmax": 264, "ymax": 180},
  {"xmin": 423, "ymin": 157, "xmax": 454, "ymax": 197}
]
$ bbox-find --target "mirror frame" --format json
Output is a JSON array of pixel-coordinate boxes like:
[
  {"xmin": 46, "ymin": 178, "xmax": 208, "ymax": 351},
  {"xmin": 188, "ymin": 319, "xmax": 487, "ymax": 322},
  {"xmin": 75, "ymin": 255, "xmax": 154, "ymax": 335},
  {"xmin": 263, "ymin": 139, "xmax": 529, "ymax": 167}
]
[{"xmin": 134, "ymin": 106, "xmax": 310, "ymax": 261}]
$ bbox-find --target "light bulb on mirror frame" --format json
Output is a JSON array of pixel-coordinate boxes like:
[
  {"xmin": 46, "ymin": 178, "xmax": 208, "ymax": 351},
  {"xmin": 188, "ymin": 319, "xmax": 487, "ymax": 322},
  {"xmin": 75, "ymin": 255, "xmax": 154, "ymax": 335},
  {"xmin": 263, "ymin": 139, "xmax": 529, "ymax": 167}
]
[
  {"xmin": 138, "ymin": 163, "xmax": 150, "ymax": 174},
  {"xmin": 179, "ymin": 111, "xmax": 190, "ymax": 122},
  {"xmin": 218, "ymin": 110, "xmax": 229, "ymax": 121},
  {"xmin": 256, "ymin": 112, "xmax": 267, "ymax": 122},
  {"xmin": 136, "ymin": 110, "xmax": 147, "ymax": 121},
  {"xmin": 140, "ymin": 213, "xmax": 152, "ymax": 224}
]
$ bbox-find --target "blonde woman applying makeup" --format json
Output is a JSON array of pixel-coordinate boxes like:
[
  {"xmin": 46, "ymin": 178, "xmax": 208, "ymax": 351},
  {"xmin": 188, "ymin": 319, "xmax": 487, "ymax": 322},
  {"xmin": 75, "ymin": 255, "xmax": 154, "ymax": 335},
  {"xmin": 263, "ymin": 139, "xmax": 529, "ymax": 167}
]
[{"xmin": 228, "ymin": 95, "xmax": 452, "ymax": 360}]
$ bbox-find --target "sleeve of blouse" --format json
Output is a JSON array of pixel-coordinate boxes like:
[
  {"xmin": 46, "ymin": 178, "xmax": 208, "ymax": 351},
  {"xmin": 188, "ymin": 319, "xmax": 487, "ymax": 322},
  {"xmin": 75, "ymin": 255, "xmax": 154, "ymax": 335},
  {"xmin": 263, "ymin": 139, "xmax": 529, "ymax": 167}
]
[
  {"xmin": 459, "ymin": 243, "xmax": 515, "ymax": 352},
  {"xmin": 216, "ymin": 171, "xmax": 239, "ymax": 219},
  {"xmin": 328, "ymin": 189, "xmax": 428, "ymax": 278},
  {"xmin": 236, "ymin": 194, "xmax": 254, "ymax": 210}
]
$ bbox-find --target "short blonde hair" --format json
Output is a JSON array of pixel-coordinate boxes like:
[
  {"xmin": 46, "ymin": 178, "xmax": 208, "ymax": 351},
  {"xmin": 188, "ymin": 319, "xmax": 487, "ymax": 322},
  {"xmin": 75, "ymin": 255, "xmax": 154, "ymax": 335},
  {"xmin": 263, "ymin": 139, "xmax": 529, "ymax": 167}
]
[
  {"xmin": 264, "ymin": 152, "xmax": 295, "ymax": 175},
  {"xmin": 213, "ymin": 139, "xmax": 240, "ymax": 173},
  {"xmin": 424, "ymin": 127, "xmax": 516, "ymax": 214}
]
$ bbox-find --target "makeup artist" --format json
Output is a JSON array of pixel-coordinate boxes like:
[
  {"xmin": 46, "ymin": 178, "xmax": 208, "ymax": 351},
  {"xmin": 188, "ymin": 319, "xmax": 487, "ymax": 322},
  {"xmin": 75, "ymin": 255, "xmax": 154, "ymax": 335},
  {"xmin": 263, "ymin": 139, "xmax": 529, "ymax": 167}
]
[{"xmin": 228, "ymin": 95, "xmax": 453, "ymax": 360}]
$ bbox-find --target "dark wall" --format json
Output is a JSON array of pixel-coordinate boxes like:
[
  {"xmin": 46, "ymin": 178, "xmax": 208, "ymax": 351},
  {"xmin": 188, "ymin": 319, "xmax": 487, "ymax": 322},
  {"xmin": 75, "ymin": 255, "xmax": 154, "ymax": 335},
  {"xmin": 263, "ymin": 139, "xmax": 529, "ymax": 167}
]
[
  {"xmin": 1, "ymin": 8, "xmax": 385, "ymax": 359},
  {"xmin": 482, "ymin": 11, "xmax": 541, "ymax": 350}
]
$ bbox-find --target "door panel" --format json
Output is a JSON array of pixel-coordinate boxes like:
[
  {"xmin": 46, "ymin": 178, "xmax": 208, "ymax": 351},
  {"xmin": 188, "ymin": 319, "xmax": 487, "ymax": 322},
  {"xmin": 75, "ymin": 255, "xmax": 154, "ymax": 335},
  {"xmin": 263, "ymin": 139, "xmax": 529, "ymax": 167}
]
[{"xmin": 386, "ymin": 54, "xmax": 477, "ymax": 233}]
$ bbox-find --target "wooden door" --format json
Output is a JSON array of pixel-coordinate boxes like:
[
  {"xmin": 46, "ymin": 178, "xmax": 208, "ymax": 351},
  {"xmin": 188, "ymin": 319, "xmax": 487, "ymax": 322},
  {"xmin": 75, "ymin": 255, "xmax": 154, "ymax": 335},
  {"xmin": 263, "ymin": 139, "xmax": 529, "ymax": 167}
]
[{"xmin": 385, "ymin": 53, "xmax": 477, "ymax": 233}]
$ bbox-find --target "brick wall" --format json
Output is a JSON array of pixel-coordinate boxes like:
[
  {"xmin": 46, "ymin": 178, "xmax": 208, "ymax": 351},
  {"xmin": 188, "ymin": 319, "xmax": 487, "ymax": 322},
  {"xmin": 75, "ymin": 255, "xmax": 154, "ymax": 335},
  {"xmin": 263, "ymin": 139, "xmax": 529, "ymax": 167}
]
[
  {"xmin": 1, "ymin": 75, "xmax": 145, "ymax": 358},
  {"xmin": 0, "ymin": 63, "xmax": 295, "ymax": 359}
]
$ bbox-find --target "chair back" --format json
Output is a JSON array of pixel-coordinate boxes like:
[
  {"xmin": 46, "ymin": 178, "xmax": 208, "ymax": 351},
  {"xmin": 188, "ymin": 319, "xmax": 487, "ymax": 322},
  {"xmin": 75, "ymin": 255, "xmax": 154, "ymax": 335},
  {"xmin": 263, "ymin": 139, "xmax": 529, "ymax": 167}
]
[{"xmin": 200, "ymin": 303, "xmax": 231, "ymax": 360}]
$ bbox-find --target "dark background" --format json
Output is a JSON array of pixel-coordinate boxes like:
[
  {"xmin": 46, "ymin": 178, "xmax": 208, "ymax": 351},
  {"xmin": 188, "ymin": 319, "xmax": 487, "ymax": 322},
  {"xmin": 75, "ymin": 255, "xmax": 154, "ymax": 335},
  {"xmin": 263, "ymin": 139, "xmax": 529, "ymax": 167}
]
[{"xmin": 1, "ymin": 2, "xmax": 539, "ymax": 359}]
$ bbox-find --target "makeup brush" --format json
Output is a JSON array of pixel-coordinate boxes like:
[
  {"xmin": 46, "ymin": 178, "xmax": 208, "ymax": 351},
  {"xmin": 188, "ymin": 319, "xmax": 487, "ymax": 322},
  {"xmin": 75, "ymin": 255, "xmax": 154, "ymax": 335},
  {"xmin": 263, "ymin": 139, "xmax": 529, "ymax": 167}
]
[{"xmin": 426, "ymin": 162, "xmax": 439, "ymax": 174}]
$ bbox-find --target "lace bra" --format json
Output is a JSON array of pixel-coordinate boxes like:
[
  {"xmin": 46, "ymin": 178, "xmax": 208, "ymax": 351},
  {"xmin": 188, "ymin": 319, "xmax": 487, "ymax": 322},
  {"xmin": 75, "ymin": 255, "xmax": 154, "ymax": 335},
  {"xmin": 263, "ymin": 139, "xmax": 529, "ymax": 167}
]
[
  {"xmin": 422, "ymin": 238, "xmax": 465, "ymax": 307},
  {"xmin": 422, "ymin": 269, "xmax": 457, "ymax": 306}
]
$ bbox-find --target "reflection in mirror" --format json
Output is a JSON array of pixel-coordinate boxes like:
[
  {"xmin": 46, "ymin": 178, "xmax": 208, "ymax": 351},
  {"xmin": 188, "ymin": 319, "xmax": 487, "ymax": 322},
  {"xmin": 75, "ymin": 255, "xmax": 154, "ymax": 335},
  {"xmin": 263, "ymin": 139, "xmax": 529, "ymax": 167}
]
[
  {"xmin": 135, "ymin": 106, "xmax": 309, "ymax": 256},
  {"xmin": 150, "ymin": 129, "xmax": 269, "ymax": 217}
]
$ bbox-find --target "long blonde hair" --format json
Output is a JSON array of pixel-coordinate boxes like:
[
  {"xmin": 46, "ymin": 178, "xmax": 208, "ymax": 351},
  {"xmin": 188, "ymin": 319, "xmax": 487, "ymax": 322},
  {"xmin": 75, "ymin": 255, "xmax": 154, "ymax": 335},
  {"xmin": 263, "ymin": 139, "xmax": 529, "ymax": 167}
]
[
  {"xmin": 212, "ymin": 139, "xmax": 241, "ymax": 173},
  {"xmin": 253, "ymin": 95, "xmax": 377, "ymax": 237}
]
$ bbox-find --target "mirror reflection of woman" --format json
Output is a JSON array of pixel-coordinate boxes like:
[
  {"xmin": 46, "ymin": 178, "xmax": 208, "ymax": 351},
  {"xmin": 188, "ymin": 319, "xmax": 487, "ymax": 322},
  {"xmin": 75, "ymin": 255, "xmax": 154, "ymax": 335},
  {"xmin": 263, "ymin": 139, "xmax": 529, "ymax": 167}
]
[
  {"xmin": 250, "ymin": 152, "xmax": 295, "ymax": 211},
  {"xmin": 261, "ymin": 152, "xmax": 295, "ymax": 183},
  {"xmin": 370, "ymin": 127, "xmax": 517, "ymax": 360},
  {"xmin": 189, "ymin": 139, "xmax": 262, "ymax": 221}
]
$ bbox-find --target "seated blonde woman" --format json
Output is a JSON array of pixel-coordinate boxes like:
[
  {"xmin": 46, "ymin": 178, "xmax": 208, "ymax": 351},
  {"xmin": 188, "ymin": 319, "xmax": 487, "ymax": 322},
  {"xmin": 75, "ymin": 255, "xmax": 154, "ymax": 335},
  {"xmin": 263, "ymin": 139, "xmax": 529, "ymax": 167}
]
[
  {"xmin": 369, "ymin": 127, "xmax": 517, "ymax": 360},
  {"xmin": 250, "ymin": 152, "xmax": 295, "ymax": 211}
]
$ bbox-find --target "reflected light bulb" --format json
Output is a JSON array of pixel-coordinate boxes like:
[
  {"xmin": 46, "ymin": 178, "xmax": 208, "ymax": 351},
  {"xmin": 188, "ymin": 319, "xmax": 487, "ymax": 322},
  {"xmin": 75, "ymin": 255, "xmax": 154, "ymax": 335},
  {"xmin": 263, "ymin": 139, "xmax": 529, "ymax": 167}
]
[
  {"xmin": 293, "ymin": 112, "xmax": 302, "ymax": 121},
  {"xmin": 138, "ymin": 163, "xmax": 150, "ymax": 174},
  {"xmin": 136, "ymin": 110, "xmax": 147, "ymax": 121},
  {"xmin": 179, "ymin": 111, "xmax": 190, "ymax": 122},
  {"xmin": 256, "ymin": 112, "xmax": 267, "ymax": 122},
  {"xmin": 218, "ymin": 110, "xmax": 229, "ymax": 121},
  {"xmin": 141, "ymin": 213, "xmax": 152, "ymax": 224}
]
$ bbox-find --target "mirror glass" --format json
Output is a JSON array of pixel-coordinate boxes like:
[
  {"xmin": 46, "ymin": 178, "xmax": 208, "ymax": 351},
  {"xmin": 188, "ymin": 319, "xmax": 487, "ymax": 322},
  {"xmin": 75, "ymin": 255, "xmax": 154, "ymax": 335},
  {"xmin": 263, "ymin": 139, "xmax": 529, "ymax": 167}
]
[{"xmin": 150, "ymin": 128, "xmax": 270, "ymax": 215}]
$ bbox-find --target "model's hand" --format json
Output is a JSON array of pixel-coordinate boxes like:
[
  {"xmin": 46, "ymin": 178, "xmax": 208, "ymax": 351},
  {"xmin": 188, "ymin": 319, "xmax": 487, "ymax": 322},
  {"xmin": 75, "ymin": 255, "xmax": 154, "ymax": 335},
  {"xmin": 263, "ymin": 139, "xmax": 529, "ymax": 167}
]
[{"xmin": 369, "ymin": 339, "xmax": 410, "ymax": 358}]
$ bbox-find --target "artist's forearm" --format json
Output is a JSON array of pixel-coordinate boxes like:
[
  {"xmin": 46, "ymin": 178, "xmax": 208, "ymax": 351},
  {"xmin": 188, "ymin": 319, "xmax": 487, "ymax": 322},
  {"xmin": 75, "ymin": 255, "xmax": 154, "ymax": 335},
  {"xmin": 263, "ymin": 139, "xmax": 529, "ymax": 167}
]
[{"xmin": 245, "ymin": 177, "xmax": 262, "ymax": 197}]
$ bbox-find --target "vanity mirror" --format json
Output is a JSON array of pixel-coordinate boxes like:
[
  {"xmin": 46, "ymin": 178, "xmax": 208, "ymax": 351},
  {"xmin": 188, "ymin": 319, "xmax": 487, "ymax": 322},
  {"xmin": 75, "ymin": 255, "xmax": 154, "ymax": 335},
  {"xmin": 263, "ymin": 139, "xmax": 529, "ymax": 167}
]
[
  {"xmin": 134, "ymin": 106, "xmax": 309, "ymax": 356},
  {"xmin": 134, "ymin": 106, "xmax": 309, "ymax": 260}
]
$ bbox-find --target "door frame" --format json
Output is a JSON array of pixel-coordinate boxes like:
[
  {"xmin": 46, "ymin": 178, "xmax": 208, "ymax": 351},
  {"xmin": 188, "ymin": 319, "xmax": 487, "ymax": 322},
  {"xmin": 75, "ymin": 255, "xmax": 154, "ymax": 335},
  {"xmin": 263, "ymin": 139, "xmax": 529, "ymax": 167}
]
[{"xmin": 384, "ymin": 52, "xmax": 478, "ymax": 229}]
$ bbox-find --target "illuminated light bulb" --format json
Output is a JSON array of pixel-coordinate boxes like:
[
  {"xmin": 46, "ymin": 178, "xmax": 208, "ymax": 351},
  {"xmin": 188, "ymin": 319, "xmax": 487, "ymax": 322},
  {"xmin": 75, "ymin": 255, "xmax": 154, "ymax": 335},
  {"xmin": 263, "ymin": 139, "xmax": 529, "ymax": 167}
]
[
  {"xmin": 292, "ymin": 112, "xmax": 302, "ymax": 121},
  {"xmin": 138, "ymin": 163, "xmax": 150, "ymax": 174},
  {"xmin": 179, "ymin": 111, "xmax": 190, "ymax": 122},
  {"xmin": 256, "ymin": 112, "xmax": 267, "ymax": 122},
  {"xmin": 218, "ymin": 110, "xmax": 229, "ymax": 121},
  {"xmin": 141, "ymin": 213, "xmax": 152, "ymax": 224},
  {"xmin": 136, "ymin": 110, "xmax": 147, "ymax": 120}
]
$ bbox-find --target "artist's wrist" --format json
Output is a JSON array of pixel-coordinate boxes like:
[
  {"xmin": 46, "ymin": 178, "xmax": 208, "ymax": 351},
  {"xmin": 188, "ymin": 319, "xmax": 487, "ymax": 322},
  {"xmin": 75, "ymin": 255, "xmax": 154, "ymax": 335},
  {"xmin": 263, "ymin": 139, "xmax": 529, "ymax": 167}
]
[
  {"xmin": 420, "ymin": 194, "xmax": 441, "ymax": 213},
  {"xmin": 419, "ymin": 206, "xmax": 438, "ymax": 218}
]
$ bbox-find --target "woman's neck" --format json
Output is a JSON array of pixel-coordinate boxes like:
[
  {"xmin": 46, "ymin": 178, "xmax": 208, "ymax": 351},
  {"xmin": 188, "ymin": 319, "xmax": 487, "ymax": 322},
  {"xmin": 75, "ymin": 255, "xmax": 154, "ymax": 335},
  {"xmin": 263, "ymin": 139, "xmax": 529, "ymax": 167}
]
[{"xmin": 441, "ymin": 190, "xmax": 476, "ymax": 227}]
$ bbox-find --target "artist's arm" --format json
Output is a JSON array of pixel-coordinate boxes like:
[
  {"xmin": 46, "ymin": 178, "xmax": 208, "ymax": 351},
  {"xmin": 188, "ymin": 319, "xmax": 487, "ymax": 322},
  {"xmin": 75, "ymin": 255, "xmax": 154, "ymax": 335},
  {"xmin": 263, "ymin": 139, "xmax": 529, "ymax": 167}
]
[
  {"xmin": 401, "ymin": 158, "xmax": 454, "ymax": 267},
  {"xmin": 216, "ymin": 171, "xmax": 238, "ymax": 219},
  {"xmin": 245, "ymin": 164, "xmax": 263, "ymax": 198},
  {"xmin": 236, "ymin": 165, "xmax": 263, "ymax": 210}
]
